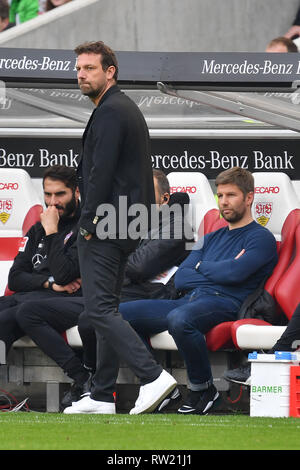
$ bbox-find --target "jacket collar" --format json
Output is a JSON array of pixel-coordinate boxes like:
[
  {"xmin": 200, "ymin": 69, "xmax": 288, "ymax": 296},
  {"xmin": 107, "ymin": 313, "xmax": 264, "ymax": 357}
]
[
  {"xmin": 81, "ymin": 84, "xmax": 120, "ymax": 146},
  {"xmin": 96, "ymin": 84, "xmax": 120, "ymax": 107}
]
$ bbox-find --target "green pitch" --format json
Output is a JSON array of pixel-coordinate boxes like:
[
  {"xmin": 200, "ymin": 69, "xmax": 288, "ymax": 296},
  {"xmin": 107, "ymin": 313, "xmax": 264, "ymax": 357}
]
[{"xmin": 0, "ymin": 413, "xmax": 299, "ymax": 450}]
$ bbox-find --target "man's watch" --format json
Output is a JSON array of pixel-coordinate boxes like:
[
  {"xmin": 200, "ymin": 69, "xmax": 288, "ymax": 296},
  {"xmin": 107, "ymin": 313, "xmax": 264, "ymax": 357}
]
[
  {"xmin": 79, "ymin": 227, "xmax": 90, "ymax": 237},
  {"xmin": 195, "ymin": 261, "xmax": 202, "ymax": 271},
  {"xmin": 48, "ymin": 280, "xmax": 54, "ymax": 290}
]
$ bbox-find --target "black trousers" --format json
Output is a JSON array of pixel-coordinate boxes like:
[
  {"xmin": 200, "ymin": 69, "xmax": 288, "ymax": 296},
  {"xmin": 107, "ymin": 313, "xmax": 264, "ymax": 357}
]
[
  {"xmin": 16, "ymin": 297, "xmax": 84, "ymax": 370},
  {"xmin": 0, "ymin": 291, "xmax": 83, "ymax": 372},
  {"xmin": 78, "ymin": 235, "xmax": 162, "ymax": 402},
  {"xmin": 77, "ymin": 282, "xmax": 171, "ymax": 371},
  {"xmin": 270, "ymin": 302, "xmax": 300, "ymax": 352}
]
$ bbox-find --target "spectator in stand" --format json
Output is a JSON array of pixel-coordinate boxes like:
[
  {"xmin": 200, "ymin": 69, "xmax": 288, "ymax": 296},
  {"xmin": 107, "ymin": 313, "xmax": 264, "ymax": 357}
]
[
  {"xmin": 44, "ymin": 0, "xmax": 71, "ymax": 11},
  {"xmin": 0, "ymin": 0, "xmax": 15, "ymax": 31},
  {"xmin": 265, "ymin": 36, "xmax": 298, "ymax": 52},
  {"xmin": 9, "ymin": 0, "xmax": 39, "ymax": 24},
  {"xmin": 284, "ymin": 6, "xmax": 300, "ymax": 39}
]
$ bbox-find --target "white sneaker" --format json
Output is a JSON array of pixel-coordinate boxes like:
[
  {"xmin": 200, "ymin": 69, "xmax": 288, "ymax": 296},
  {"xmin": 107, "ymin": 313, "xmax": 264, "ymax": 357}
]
[
  {"xmin": 129, "ymin": 370, "xmax": 177, "ymax": 415},
  {"xmin": 63, "ymin": 395, "xmax": 116, "ymax": 414}
]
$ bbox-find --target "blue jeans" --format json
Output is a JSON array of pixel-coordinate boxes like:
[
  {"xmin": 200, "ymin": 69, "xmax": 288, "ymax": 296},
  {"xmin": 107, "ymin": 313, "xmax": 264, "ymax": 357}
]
[{"xmin": 119, "ymin": 288, "xmax": 240, "ymax": 390}]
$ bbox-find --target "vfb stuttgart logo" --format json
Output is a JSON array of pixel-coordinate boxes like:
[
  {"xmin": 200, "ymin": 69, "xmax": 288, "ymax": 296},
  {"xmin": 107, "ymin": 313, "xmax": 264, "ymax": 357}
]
[
  {"xmin": 0, "ymin": 199, "xmax": 13, "ymax": 224},
  {"xmin": 255, "ymin": 201, "xmax": 273, "ymax": 227}
]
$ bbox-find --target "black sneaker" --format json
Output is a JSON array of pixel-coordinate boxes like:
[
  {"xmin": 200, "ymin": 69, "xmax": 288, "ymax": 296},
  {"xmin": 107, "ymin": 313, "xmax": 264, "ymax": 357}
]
[
  {"xmin": 223, "ymin": 364, "xmax": 251, "ymax": 386},
  {"xmin": 155, "ymin": 387, "xmax": 182, "ymax": 413},
  {"xmin": 178, "ymin": 384, "xmax": 219, "ymax": 415}
]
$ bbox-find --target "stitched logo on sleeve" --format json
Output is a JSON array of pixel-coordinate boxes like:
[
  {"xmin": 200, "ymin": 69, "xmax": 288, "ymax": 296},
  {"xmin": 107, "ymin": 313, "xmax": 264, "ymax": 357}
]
[{"xmin": 18, "ymin": 237, "xmax": 28, "ymax": 252}]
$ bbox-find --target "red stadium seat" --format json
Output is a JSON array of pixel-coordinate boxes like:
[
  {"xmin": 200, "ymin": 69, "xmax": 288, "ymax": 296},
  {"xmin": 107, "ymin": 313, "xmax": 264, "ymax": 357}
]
[
  {"xmin": 231, "ymin": 211, "xmax": 300, "ymax": 350},
  {"xmin": 0, "ymin": 169, "xmax": 43, "ymax": 295},
  {"xmin": 206, "ymin": 321, "xmax": 235, "ymax": 351},
  {"xmin": 205, "ymin": 213, "xmax": 228, "ymax": 233},
  {"xmin": 201, "ymin": 208, "xmax": 221, "ymax": 235},
  {"xmin": 275, "ymin": 223, "xmax": 300, "ymax": 321}
]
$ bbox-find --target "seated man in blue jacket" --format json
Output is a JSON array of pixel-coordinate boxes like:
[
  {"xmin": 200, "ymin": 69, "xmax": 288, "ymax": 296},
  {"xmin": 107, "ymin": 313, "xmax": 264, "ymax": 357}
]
[{"xmin": 117, "ymin": 167, "xmax": 278, "ymax": 415}]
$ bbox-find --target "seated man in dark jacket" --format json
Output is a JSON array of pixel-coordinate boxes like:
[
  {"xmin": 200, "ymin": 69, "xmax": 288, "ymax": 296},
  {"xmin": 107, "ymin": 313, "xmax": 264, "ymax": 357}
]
[
  {"xmin": 0, "ymin": 165, "xmax": 89, "ymax": 392},
  {"xmin": 15, "ymin": 169, "xmax": 193, "ymax": 409},
  {"xmin": 121, "ymin": 169, "xmax": 192, "ymax": 301}
]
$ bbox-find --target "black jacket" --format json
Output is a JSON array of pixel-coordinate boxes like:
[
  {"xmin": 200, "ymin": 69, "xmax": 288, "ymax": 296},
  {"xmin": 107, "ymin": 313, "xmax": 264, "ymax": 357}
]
[
  {"xmin": 121, "ymin": 192, "xmax": 194, "ymax": 301},
  {"xmin": 77, "ymin": 85, "xmax": 155, "ymax": 237},
  {"xmin": 8, "ymin": 206, "xmax": 81, "ymax": 293}
]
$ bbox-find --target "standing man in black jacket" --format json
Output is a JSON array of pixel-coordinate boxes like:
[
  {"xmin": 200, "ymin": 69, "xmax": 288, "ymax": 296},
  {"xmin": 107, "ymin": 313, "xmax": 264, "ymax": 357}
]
[
  {"xmin": 0, "ymin": 165, "xmax": 90, "ymax": 390},
  {"xmin": 65, "ymin": 170, "xmax": 192, "ymax": 408},
  {"xmin": 66, "ymin": 41, "xmax": 177, "ymax": 415},
  {"xmin": 16, "ymin": 169, "xmax": 192, "ymax": 410}
]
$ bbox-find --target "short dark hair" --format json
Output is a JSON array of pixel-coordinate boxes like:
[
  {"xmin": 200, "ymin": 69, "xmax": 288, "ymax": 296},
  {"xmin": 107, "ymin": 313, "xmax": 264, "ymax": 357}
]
[
  {"xmin": 45, "ymin": 0, "xmax": 71, "ymax": 11},
  {"xmin": 74, "ymin": 41, "xmax": 119, "ymax": 81},
  {"xmin": 0, "ymin": 0, "xmax": 9, "ymax": 19},
  {"xmin": 153, "ymin": 169, "xmax": 170, "ymax": 196},
  {"xmin": 267, "ymin": 36, "xmax": 298, "ymax": 52},
  {"xmin": 215, "ymin": 167, "xmax": 254, "ymax": 197},
  {"xmin": 42, "ymin": 165, "xmax": 77, "ymax": 192}
]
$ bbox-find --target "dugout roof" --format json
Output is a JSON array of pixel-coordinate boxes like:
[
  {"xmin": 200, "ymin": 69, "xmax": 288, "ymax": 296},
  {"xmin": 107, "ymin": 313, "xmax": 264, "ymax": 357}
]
[{"xmin": 0, "ymin": 48, "xmax": 300, "ymax": 134}]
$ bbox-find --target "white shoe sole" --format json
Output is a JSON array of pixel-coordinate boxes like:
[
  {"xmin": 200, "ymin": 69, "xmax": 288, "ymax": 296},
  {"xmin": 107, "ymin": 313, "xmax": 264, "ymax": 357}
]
[
  {"xmin": 63, "ymin": 407, "xmax": 115, "ymax": 414},
  {"xmin": 130, "ymin": 373, "xmax": 177, "ymax": 415},
  {"xmin": 63, "ymin": 396, "xmax": 116, "ymax": 414},
  {"xmin": 225, "ymin": 377, "xmax": 251, "ymax": 386}
]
